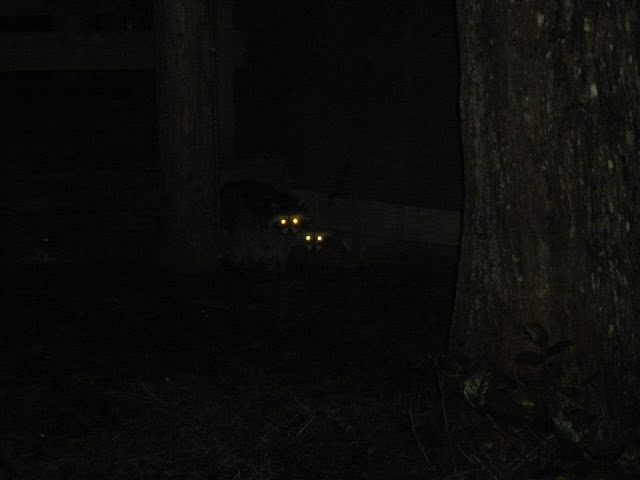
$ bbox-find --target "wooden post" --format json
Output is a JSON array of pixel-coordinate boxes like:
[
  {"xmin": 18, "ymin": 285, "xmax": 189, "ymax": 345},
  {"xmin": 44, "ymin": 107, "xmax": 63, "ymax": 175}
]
[
  {"xmin": 212, "ymin": 0, "xmax": 248, "ymax": 161},
  {"xmin": 154, "ymin": 0, "xmax": 220, "ymax": 273}
]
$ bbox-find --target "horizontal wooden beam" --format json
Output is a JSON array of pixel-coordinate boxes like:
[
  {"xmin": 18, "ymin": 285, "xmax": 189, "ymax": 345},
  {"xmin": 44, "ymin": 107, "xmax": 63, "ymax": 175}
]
[
  {"xmin": 0, "ymin": 30, "xmax": 154, "ymax": 71},
  {"xmin": 1, "ymin": 166, "xmax": 462, "ymax": 249},
  {"xmin": 0, "ymin": 0, "xmax": 130, "ymax": 16}
]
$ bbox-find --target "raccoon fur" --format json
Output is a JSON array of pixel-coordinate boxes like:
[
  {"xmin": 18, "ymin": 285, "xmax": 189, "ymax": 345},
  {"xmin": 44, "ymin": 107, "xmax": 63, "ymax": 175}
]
[{"xmin": 220, "ymin": 180, "xmax": 307, "ymax": 271}]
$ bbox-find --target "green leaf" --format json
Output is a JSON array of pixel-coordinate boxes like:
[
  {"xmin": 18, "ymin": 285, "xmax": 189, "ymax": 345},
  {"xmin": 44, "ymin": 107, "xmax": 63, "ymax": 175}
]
[
  {"xmin": 546, "ymin": 340, "xmax": 574, "ymax": 357},
  {"xmin": 515, "ymin": 351, "xmax": 546, "ymax": 365},
  {"xmin": 552, "ymin": 410, "xmax": 584, "ymax": 443},
  {"xmin": 552, "ymin": 409, "xmax": 595, "ymax": 444},
  {"xmin": 513, "ymin": 387, "xmax": 540, "ymax": 407},
  {"xmin": 462, "ymin": 370, "xmax": 492, "ymax": 407},
  {"xmin": 618, "ymin": 445, "xmax": 640, "ymax": 465},
  {"xmin": 524, "ymin": 322, "xmax": 549, "ymax": 348}
]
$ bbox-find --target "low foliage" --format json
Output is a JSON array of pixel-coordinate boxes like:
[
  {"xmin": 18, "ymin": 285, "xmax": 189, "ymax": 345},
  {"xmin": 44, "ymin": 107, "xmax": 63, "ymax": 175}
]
[{"xmin": 429, "ymin": 322, "xmax": 640, "ymax": 479}]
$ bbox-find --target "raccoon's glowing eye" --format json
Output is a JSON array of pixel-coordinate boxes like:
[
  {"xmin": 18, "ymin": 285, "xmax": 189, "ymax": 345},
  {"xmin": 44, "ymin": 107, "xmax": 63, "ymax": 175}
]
[
  {"xmin": 280, "ymin": 218, "xmax": 287, "ymax": 225},
  {"xmin": 304, "ymin": 234, "xmax": 312, "ymax": 242},
  {"xmin": 316, "ymin": 235, "xmax": 323, "ymax": 242},
  {"xmin": 292, "ymin": 217, "xmax": 299, "ymax": 225}
]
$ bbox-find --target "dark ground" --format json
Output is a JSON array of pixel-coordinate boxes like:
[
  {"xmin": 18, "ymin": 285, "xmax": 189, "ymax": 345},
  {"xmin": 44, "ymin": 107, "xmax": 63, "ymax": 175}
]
[{"xmin": 1, "ymin": 253, "xmax": 458, "ymax": 479}]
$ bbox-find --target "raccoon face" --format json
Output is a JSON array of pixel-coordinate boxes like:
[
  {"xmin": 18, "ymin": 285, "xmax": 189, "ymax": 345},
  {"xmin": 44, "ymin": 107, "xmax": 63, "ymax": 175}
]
[
  {"xmin": 269, "ymin": 212, "xmax": 307, "ymax": 235},
  {"xmin": 302, "ymin": 231, "xmax": 330, "ymax": 252},
  {"xmin": 220, "ymin": 180, "xmax": 309, "ymax": 270}
]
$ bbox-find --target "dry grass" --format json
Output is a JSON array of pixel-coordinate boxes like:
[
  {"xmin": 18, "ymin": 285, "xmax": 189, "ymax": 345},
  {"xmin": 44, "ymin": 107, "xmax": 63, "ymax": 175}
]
[
  {"xmin": 3, "ymin": 261, "xmax": 632, "ymax": 479},
  {"xmin": 5, "ymin": 373, "xmax": 439, "ymax": 479}
]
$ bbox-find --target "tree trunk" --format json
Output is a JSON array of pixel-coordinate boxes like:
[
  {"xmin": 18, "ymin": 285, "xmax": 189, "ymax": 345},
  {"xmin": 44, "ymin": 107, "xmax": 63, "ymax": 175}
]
[
  {"xmin": 452, "ymin": 1, "xmax": 640, "ymax": 426},
  {"xmin": 154, "ymin": 0, "xmax": 220, "ymax": 273}
]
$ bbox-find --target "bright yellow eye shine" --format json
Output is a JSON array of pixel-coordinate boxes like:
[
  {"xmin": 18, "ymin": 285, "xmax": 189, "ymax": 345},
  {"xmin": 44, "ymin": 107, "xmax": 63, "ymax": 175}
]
[
  {"xmin": 305, "ymin": 235, "xmax": 312, "ymax": 242},
  {"xmin": 317, "ymin": 235, "xmax": 323, "ymax": 242},
  {"xmin": 280, "ymin": 218, "xmax": 287, "ymax": 225},
  {"xmin": 292, "ymin": 217, "xmax": 299, "ymax": 225}
]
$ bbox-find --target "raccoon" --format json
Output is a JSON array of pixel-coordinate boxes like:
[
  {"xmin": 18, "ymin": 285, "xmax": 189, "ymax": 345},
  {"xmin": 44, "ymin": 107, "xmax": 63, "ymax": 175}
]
[
  {"xmin": 220, "ymin": 180, "xmax": 308, "ymax": 271},
  {"xmin": 301, "ymin": 230, "xmax": 330, "ymax": 252},
  {"xmin": 298, "ymin": 228, "xmax": 359, "ymax": 266}
]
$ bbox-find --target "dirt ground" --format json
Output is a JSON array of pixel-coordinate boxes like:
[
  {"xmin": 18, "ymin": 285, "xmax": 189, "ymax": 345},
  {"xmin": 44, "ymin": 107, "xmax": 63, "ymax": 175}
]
[{"xmin": 1, "ymin": 254, "xmax": 458, "ymax": 479}]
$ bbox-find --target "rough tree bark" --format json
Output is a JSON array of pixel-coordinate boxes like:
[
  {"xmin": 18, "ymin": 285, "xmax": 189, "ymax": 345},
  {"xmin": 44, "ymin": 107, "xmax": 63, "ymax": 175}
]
[
  {"xmin": 154, "ymin": 0, "xmax": 220, "ymax": 273},
  {"xmin": 451, "ymin": 1, "xmax": 640, "ymax": 425}
]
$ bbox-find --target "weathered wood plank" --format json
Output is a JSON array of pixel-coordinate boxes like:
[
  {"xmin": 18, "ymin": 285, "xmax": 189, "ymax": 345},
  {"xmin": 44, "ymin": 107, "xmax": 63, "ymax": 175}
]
[{"xmin": 0, "ymin": 31, "xmax": 154, "ymax": 71}]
